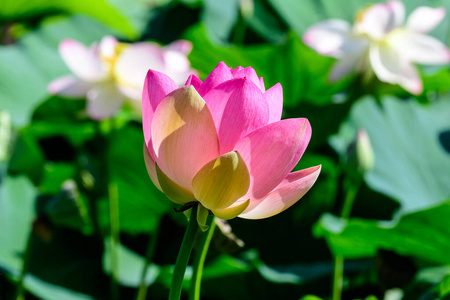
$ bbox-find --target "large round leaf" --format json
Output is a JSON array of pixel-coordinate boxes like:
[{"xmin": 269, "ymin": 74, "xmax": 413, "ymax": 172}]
[{"xmin": 330, "ymin": 96, "xmax": 450, "ymax": 213}]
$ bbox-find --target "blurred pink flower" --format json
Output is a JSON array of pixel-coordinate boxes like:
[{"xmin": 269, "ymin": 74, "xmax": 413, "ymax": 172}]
[
  {"xmin": 48, "ymin": 36, "xmax": 196, "ymax": 120},
  {"xmin": 303, "ymin": 0, "xmax": 450, "ymax": 94},
  {"xmin": 142, "ymin": 62, "xmax": 321, "ymax": 222}
]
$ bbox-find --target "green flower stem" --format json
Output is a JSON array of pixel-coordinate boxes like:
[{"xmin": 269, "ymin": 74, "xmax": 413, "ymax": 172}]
[
  {"xmin": 135, "ymin": 218, "xmax": 163, "ymax": 300},
  {"xmin": 189, "ymin": 215, "xmax": 216, "ymax": 300},
  {"xmin": 169, "ymin": 205, "xmax": 199, "ymax": 300},
  {"xmin": 109, "ymin": 181, "xmax": 120, "ymax": 300},
  {"xmin": 332, "ymin": 255, "xmax": 344, "ymax": 300},
  {"xmin": 340, "ymin": 180, "xmax": 360, "ymax": 220},
  {"xmin": 105, "ymin": 118, "xmax": 121, "ymax": 300},
  {"xmin": 15, "ymin": 232, "xmax": 34, "ymax": 300},
  {"xmin": 332, "ymin": 179, "xmax": 361, "ymax": 300}
]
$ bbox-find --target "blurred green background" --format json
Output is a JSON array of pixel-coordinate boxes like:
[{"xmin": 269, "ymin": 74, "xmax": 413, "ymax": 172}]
[{"xmin": 0, "ymin": 0, "xmax": 449, "ymax": 299}]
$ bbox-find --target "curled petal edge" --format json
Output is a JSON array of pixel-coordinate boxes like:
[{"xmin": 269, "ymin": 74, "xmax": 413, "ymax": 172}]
[
  {"xmin": 143, "ymin": 143, "xmax": 162, "ymax": 192},
  {"xmin": 239, "ymin": 165, "xmax": 321, "ymax": 220},
  {"xmin": 212, "ymin": 199, "xmax": 250, "ymax": 220}
]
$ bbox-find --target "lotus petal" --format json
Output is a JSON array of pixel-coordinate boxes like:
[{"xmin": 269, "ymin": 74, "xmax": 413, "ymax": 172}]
[
  {"xmin": 48, "ymin": 75, "xmax": 91, "ymax": 98},
  {"xmin": 239, "ymin": 165, "xmax": 321, "ymax": 219},
  {"xmin": 234, "ymin": 118, "xmax": 311, "ymax": 199},
  {"xmin": 407, "ymin": 6, "xmax": 446, "ymax": 33},
  {"xmin": 156, "ymin": 164, "xmax": 196, "ymax": 205},
  {"xmin": 143, "ymin": 143, "xmax": 162, "ymax": 192},
  {"xmin": 192, "ymin": 151, "xmax": 250, "ymax": 210},
  {"xmin": 203, "ymin": 78, "xmax": 269, "ymax": 154},
  {"xmin": 197, "ymin": 62, "xmax": 233, "ymax": 96},
  {"xmin": 303, "ymin": 19, "xmax": 351, "ymax": 57},
  {"xmin": 59, "ymin": 39, "xmax": 107, "ymax": 82},
  {"xmin": 212, "ymin": 199, "xmax": 250, "ymax": 220},
  {"xmin": 151, "ymin": 86, "xmax": 220, "ymax": 190},
  {"xmin": 86, "ymin": 83, "xmax": 124, "ymax": 120}
]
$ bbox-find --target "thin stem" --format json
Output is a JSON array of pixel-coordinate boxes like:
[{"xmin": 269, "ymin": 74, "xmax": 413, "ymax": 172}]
[
  {"xmin": 105, "ymin": 117, "xmax": 121, "ymax": 300},
  {"xmin": 340, "ymin": 180, "xmax": 360, "ymax": 219},
  {"xmin": 81, "ymin": 121, "xmax": 105, "ymax": 238},
  {"xmin": 332, "ymin": 256, "xmax": 344, "ymax": 300},
  {"xmin": 15, "ymin": 232, "xmax": 34, "ymax": 300},
  {"xmin": 135, "ymin": 218, "xmax": 163, "ymax": 300},
  {"xmin": 169, "ymin": 205, "xmax": 199, "ymax": 300},
  {"xmin": 109, "ymin": 181, "xmax": 120, "ymax": 300},
  {"xmin": 332, "ymin": 179, "xmax": 361, "ymax": 300},
  {"xmin": 189, "ymin": 215, "xmax": 216, "ymax": 300}
]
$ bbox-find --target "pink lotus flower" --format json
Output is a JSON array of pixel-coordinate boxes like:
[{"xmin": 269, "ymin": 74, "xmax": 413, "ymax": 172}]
[
  {"xmin": 303, "ymin": 0, "xmax": 450, "ymax": 95},
  {"xmin": 48, "ymin": 36, "xmax": 196, "ymax": 120},
  {"xmin": 142, "ymin": 62, "xmax": 320, "ymax": 223}
]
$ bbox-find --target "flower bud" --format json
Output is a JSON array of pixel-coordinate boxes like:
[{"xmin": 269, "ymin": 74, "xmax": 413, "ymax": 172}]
[
  {"xmin": 347, "ymin": 129, "xmax": 375, "ymax": 174},
  {"xmin": 240, "ymin": 0, "xmax": 254, "ymax": 21},
  {"xmin": 0, "ymin": 111, "xmax": 11, "ymax": 161}
]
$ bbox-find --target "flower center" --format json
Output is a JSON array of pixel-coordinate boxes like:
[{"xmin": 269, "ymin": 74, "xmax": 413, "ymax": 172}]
[{"xmin": 99, "ymin": 42, "xmax": 129, "ymax": 78}]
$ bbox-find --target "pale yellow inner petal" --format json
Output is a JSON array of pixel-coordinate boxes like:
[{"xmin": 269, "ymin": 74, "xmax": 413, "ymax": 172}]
[
  {"xmin": 156, "ymin": 164, "xmax": 196, "ymax": 205},
  {"xmin": 192, "ymin": 151, "xmax": 250, "ymax": 211},
  {"xmin": 212, "ymin": 199, "xmax": 250, "ymax": 220}
]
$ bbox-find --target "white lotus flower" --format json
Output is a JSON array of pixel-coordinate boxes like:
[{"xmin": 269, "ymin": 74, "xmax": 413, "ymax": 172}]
[
  {"xmin": 48, "ymin": 36, "xmax": 196, "ymax": 119},
  {"xmin": 303, "ymin": 0, "xmax": 450, "ymax": 94}
]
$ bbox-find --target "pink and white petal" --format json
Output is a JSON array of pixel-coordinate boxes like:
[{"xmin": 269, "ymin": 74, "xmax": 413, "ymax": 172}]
[
  {"xmin": 117, "ymin": 85, "xmax": 142, "ymax": 101},
  {"xmin": 59, "ymin": 39, "xmax": 107, "ymax": 82},
  {"xmin": 386, "ymin": 0, "xmax": 405, "ymax": 28},
  {"xmin": 169, "ymin": 68, "xmax": 197, "ymax": 88},
  {"xmin": 48, "ymin": 75, "xmax": 91, "ymax": 98},
  {"xmin": 355, "ymin": 3, "xmax": 394, "ymax": 39},
  {"xmin": 303, "ymin": 19, "xmax": 351, "ymax": 57},
  {"xmin": 166, "ymin": 40, "xmax": 193, "ymax": 54},
  {"xmin": 142, "ymin": 69, "xmax": 178, "ymax": 152},
  {"xmin": 234, "ymin": 118, "xmax": 312, "ymax": 199},
  {"xmin": 114, "ymin": 43, "xmax": 164, "ymax": 100},
  {"xmin": 337, "ymin": 36, "xmax": 370, "ymax": 57},
  {"xmin": 389, "ymin": 32, "xmax": 450, "ymax": 65},
  {"xmin": 407, "ymin": 6, "xmax": 446, "ymax": 33},
  {"xmin": 329, "ymin": 54, "xmax": 362, "ymax": 82},
  {"xmin": 212, "ymin": 199, "xmax": 250, "ymax": 220},
  {"xmin": 203, "ymin": 78, "xmax": 270, "ymax": 154},
  {"xmin": 231, "ymin": 66, "xmax": 265, "ymax": 92},
  {"xmin": 86, "ymin": 84, "xmax": 124, "ymax": 120},
  {"xmin": 264, "ymin": 83, "xmax": 283, "ymax": 123},
  {"xmin": 397, "ymin": 63, "xmax": 423, "ymax": 95},
  {"xmin": 197, "ymin": 61, "xmax": 234, "ymax": 96},
  {"xmin": 239, "ymin": 165, "xmax": 321, "ymax": 219},
  {"xmin": 162, "ymin": 50, "xmax": 194, "ymax": 86},
  {"xmin": 369, "ymin": 43, "xmax": 403, "ymax": 84},
  {"xmin": 143, "ymin": 143, "xmax": 162, "ymax": 192},
  {"xmin": 184, "ymin": 74, "xmax": 203, "ymax": 90},
  {"xmin": 370, "ymin": 44, "xmax": 423, "ymax": 94},
  {"xmin": 99, "ymin": 36, "xmax": 119, "ymax": 61},
  {"xmin": 151, "ymin": 86, "xmax": 220, "ymax": 191}
]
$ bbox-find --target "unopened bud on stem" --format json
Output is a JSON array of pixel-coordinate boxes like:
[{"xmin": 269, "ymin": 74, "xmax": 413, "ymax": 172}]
[{"xmin": 347, "ymin": 129, "xmax": 375, "ymax": 174}]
